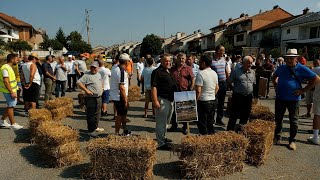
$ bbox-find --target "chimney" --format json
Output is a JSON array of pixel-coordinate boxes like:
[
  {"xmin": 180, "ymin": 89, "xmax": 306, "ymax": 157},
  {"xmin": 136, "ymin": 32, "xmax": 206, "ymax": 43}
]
[
  {"xmin": 219, "ymin": 19, "xmax": 223, "ymax": 25},
  {"xmin": 176, "ymin": 32, "xmax": 181, "ymax": 39},
  {"xmin": 303, "ymin": 7, "xmax": 310, "ymax": 14},
  {"xmin": 193, "ymin": 31, "xmax": 197, "ymax": 34},
  {"xmin": 273, "ymin": 5, "xmax": 279, "ymax": 9},
  {"xmin": 240, "ymin": 13, "xmax": 245, "ymax": 18},
  {"xmin": 228, "ymin": 17, "xmax": 232, "ymax": 22},
  {"xmin": 197, "ymin": 29, "xmax": 201, "ymax": 32}
]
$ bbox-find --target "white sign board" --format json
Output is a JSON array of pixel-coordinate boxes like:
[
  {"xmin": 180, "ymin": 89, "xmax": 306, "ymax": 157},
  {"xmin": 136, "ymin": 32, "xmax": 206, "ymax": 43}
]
[{"xmin": 174, "ymin": 91, "xmax": 198, "ymax": 122}]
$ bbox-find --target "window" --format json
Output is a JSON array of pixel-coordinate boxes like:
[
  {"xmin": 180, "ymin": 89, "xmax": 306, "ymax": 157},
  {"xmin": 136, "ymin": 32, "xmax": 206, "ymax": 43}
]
[
  {"xmin": 253, "ymin": 35, "xmax": 256, "ymax": 41},
  {"xmin": 7, "ymin": 29, "xmax": 12, "ymax": 35},
  {"xmin": 287, "ymin": 29, "xmax": 290, "ymax": 34},
  {"xmin": 310, "ymin": 26, "xmax": 320, "ymax": 39},
  {"xmin": 236, "ymin": 34, "xmax": 244, "ymax": 42}
]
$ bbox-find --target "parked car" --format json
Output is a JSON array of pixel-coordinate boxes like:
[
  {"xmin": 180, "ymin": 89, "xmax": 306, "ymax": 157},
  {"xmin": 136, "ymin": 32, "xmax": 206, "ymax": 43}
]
[{"xmin": 63, "ymin": 51, "xmax": 80, "ymax": 57}]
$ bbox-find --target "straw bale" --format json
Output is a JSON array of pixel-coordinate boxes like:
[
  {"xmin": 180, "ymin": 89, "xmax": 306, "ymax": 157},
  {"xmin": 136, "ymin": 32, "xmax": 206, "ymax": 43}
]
[
  {"xmin": 38, "ymin": 141, "xmax": 80, "ymax": 157},
  {"xmin": 242, "ymin": 120, "xmax": 276, "ymax": 166},
  {"xmin": 51, "ymin": 107, "xmax": 67, "ymax": 121},
  {"xmin": 34, "ymin": 121, "xmax": 78, "ymax": 146},
  {"xmin": 250, "ymin": 104, "xmax": 275, "ymax": 121},
  {"xmin": 28, "ymin": 108, "xmax": 53, "ymax": 135},
  {"xmin": 179, "ymin": 131, "xmax": 248, "ymax": 179},
  {"xmin": 65, "ymin": 103, "xmax": 74, "ymax": 116},
  {"xmin": 128, "ymin": 85, "xmax": 141, "ymax": 102},
  {"xmin": 85, "ymin": 135, "xmax": 157, "ymax": 180},
  {"xmin": 42, "ymin": 151, "xmax": 83, "ymax": 168},
  {"xmin": 44, "ymin": 97, "xmax": 73, "ymax": 110},
  {"xmin": 59, "ymin": 97, "xmax": 74, "ymax": 104}
]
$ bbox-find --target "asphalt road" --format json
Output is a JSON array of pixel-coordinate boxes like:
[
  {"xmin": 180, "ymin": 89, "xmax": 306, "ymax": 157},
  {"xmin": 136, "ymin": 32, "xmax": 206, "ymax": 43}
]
[{"xmin": 0, "ymin": 65, "xmax": 319, "ymax": 180}]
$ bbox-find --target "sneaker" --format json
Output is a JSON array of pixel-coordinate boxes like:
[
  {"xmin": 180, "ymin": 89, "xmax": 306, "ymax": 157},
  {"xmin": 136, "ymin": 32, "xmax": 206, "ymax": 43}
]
[
  {"xmin": 288, "ymin": 142, "xmax": 297, "ymax": 150},
  {"xmin": 307, "ymin": 137, "xmax": 319, "ymax": 145},
  {"xmin": 215, "ymin": 120, "xmax": 227, "ymax": 127},
  {"xmin": 95, "ymin": 128, "xmax": 104, "ymax": 132},
  {"xmin": 0, "ymin": 120, "xmax": 11, "ymax": 127},
  {"xmin": 10, "ymin": 123, "xmax": 23, "ymax": 130},
  {"xmin": 123, "ymin": 129, "xmax": 132, "ymax": 136},
  {"xmin": 157, "ymin": 144, "xmax": 172, "ymax": 151}
]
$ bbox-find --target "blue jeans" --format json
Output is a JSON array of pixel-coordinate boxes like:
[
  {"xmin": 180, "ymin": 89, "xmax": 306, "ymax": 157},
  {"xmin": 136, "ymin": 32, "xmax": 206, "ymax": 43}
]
[
  {"xmin": 55, "ymin": 80, "xmax": 66, "ymax": 97},
  {"xmin": 274, "ymin": 99, "xmax": 299, "ymax": 143},
  {"xmin": 197, "ymin": 100, "xmax": 216, "ymax": 135}
]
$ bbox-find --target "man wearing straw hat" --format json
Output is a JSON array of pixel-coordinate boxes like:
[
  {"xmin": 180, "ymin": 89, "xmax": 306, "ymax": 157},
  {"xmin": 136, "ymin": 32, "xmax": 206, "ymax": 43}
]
[
  {"xmin": 272, "ymin": 48, "xmax": 319, "ymax": 150},
  {"xmin": 77, "ymin": 61, "xmax": 104, "ymax": 137}
]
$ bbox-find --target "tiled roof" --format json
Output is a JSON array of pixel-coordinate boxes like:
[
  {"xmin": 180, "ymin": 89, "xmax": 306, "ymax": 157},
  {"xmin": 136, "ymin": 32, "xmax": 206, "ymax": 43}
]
[
  {"xmin": 0, "ymin": 12, "xmax": 32, "ymax": 27},
  {"xmin": 251, "ymin": 16, "xmax": 297, "ymax": 33},
  {"xmin": 282, "ymin": 12, "xmax": 320, "ymax": 27}
]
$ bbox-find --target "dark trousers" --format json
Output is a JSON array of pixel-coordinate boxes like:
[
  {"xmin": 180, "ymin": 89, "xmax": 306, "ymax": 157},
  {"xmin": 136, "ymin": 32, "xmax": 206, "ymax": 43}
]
[
  {"xmin": 197, "ymin": 100, "xmax": 216, "ymax": 135},
  {"xmin": 137, "ymin": 79, "xmax": 144, "ymax": 93},
  {"xmin": 67, "ymin": 74, "xmax": 77, "ymax": 90},
  {"xmin": 227, "ymin": 93, "xmax": 253, "ymax": 131},
  {"xmin": 216, "ymin": 81, "xmax": 227, "ymax": 122},
  {"xmin": 55, "ymin": 80, "xmax": 66, "ymax": 97},
  {"xmin": 85, "ymin": 96, "xmax": 102, "ymax": 132},
  {"xmin": 274, "ymin": 99, "xmax": 299, "ymax": 143}
]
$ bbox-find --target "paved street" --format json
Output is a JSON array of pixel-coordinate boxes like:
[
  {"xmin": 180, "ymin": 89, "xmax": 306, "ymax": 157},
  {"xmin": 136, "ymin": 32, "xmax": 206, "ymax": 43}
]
[{"xmin": 0, "ymin": 66, "xmax": 319, "ymax": 180}]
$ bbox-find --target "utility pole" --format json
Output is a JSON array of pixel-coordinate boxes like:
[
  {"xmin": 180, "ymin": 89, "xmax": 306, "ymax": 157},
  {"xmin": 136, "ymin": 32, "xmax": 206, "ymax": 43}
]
[
  {"xmin": 163, "ymin": 16, "xmax": 166, "ymax": 53},
  {"xmin": 85, "ymin": 9, "xmax": 90, "ymax": 45}
]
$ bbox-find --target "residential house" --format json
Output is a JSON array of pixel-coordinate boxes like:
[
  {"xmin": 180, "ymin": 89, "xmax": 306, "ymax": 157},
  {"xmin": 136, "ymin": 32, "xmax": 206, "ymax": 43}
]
[
  {"xmin": 163, "ymin": 32, "xmax": 186, "ymax": 53},
  {"xmin": 210, "ymin": 5, "xmax": 293, "ymax": 54},
  {"xmin": 0, "ymin": 12, "xmax": 43, "ymax": 50},
  {"xmin": 168, "ymin": 30, "xmax": 203, "ymax": 54},
  {"xmin": 92, "ymin": 45, "xmax": 107, "ymax": 54},
  {"xmin": 281, "ymin": 8, "xmax": 320, "ymax": 58}
]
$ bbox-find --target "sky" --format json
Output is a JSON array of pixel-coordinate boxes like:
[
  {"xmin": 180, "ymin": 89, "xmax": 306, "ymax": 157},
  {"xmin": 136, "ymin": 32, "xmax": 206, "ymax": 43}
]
[{"xmin": 1, "ymin": 0, "xmax": 320, "ymax": 48}]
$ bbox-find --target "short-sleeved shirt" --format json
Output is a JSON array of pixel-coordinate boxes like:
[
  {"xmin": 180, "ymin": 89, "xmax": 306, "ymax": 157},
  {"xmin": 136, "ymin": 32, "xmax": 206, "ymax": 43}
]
[
  {"xmin": 141, "ymin": 66, "xmax": 156, "ymax": 90},
  {"xmin": 54, "ymin": 64, "xmax": 68, "ymax": 81},
  {"xmin": 191, "ymin": 63, "xmax": 199, "ymax": 77},
  {"xmin": 98, "ymin": 66, "xmax": 111, "ymax": 90},
  {"xmin": 195, "ymin": 68, "xmax": 218, "ymax": 101},
  {"xmin": 229, "ymin": 67, "xmax": 255, "ymax": 95},
  {"xmin": 50, "ymin": 61, "xmax": 57, "ymax": 70},
  {"xmin": 170, "ymin": 64, "xmax": 194, "ymax": 91},
  {"xmin": 274, "ymin": 63, "xmax": 317, "ymax": 101},
  {"xmin": 211, "ymin": 57, "xmax": 227, "ymax": 81},
  {"xmin": 42, "ymin": 61, "xmax": 54, "ymax": 79},
  {"xmin": 151, "ymin": 65, "xmax": 177, "ymax": 101},
  {"xmin": 110, "ymin": 65, "xmax": 128, "ymax": 101},
  {"xmin": 65, "ymin": 60, "xmax": 76, "ymax": 74},
  {"xmin": 125, "ymin": 60, "xmax": 133, "ymax": 75},
  {"xmin": 75, "ymin": 60, "xmax": 87, "ymax": 73},
  {"xmin": 136, "ymin": 62, "xmax": 144, "ymax": 75},
  {"xmin": 77, "ymin": 71, "xmax": 103, "ymax": 96}
]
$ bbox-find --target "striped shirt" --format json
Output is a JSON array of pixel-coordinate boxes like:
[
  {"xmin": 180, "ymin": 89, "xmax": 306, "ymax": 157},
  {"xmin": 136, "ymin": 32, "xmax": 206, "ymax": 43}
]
[{"xmin": 211, "ymin": 57, "xmax": 227, "ymax": 81}]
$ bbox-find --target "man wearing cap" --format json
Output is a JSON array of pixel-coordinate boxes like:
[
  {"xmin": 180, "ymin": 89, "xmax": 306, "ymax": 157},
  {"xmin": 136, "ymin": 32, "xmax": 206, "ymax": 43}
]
[
  {"xmin": 22, "ymin": 53, "xmax": 41, "ymax": 111},
  {"xmin": 0, "ymin": 54, "xmax": 23, "ymax": 130},
  {"xmin": 272, "ymin": 49, "xmax": 320, "ymax": 150},
  {"xmin": 65, "ymin": 55, "xmax": 77, "ymax": 92},
  {"xmin": 77, "ymin": 61, "xmax": 104, "ymax": 136},
  {"xmin": 42, "ymin": 55, "xmax": 56, "ymax": 101},
  {"xmin": 110, "ymin": 53, "xmax": 130, "ymax": 135}
]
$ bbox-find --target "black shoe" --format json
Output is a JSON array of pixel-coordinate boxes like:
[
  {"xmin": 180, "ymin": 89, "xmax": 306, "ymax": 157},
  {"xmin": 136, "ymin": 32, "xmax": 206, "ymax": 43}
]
[
  {"xmin": 72, "ymin": 89, "xmax": 76, "ymax": 92},
  {"xmin": 167, "ymin": 127, "xmax": 178, "ymax": 132},
  {"xmin": 67, "ymin": 89, "xmax": 71, "ymax": 92},
  {"xmin": 157, "ymin": 144, "xmax": 171, "ymax": 151},
  {"xmin": 215, "ymin": 120, "xmax": 227, "ymax": 127},
  {"xmin": 165, "ymin": 138, "xmax": 173, "ymax": 143}
]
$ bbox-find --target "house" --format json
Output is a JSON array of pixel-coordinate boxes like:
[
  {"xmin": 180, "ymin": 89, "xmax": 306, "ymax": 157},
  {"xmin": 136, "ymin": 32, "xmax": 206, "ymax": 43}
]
[
  {"xmin": 0, "ymin": 12, "xmax": 43, "ymax": 50},
  {"xmin": 168, "ymin": 30, "xmax": 203, "ymax": 54},
  {"xmin": 163, "ymin": 32, "xmax": 186, "ymax": 53},
  {"xmin": 281, "ymin": 8, "xmax": 320, "ymax": 58},
  {"xmin": 92, "ymin": 45, "xmax": 107, "ymax": 54},
  {"xmin": 210, "ymin": 5, "xmax": 293, "ymax": 54}
]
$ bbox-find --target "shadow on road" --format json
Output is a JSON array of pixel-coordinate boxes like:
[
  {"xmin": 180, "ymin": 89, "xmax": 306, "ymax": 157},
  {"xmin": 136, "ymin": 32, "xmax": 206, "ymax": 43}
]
[
  {"xmin": 153, "ymin": 161, "xmax": 182, "ymax": 179},
  {"xmin": 20, "ymin": 145, "xmax": 52, "ymax": 168},
  {"xmin": 60, "ymin": 163, "xmax": 89, "ymax": 179},
  {"xmin": 14, "ymin": 128, "xmax": 31, "ymax": 144}
]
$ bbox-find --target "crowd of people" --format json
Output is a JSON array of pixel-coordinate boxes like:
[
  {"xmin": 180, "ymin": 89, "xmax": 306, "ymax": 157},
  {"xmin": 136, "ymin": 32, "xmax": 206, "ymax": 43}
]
[{"xmin": 0, "ymin": 45, "xmax": 320, "ymax": 151}]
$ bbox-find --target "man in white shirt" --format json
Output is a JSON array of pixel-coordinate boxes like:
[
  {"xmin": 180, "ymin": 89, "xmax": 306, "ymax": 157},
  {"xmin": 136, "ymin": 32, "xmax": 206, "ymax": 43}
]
[
  {"xmin": 109, "ymin": 53, "xmax": 130, "ymax": 135},
  {"xmin": 136, "ymin": 57, "xmax": 145, "ymax": 94},
  {"xmin": 186, "ymin": 54, "xmax": 199, "ymax": 77},
  {"xmin": 141, "ymin": 57, "xmax": 156, "ymax": 118},
  {"xmin": 195, "ymin": 55, "xmax": 219, "ymax": 135},
  {"xmin": 98, "ymin": 60, "xmax": 111, "ymax": 116},
  {"xmin": 65, "ymin": 55, "xmax": 76, "ymax": 91}
]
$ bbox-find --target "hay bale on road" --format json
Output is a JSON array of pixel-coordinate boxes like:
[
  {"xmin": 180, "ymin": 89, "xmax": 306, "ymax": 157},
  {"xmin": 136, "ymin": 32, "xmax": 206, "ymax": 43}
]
[
  {"xmin": 179, "ymin": 131, "xmax": 248, "ymax": 179},
  {"xmin": 128, "ymin": 85, "xmax": 141, "ymax": 102},
  {"xmin": 28, "ymin": 108, "xmax": 53, "ymax": 135},
  {"xmin": 84, "ymin": 135, "xmax": 157, "ymax": 180},
  {"xmin": 242, "ymin": 120, "xmax": 275, "ymax": 166},
  {"xmin": 250, "ymin": 104, "xmax": 275, "ymax": 121},
  {"xmin": 51, "ymin": 107, "xmax": 67, "ymax": 121},
  {"xmin": 33, "ymin": 121, "xmax": 82, "ymax": 167}
]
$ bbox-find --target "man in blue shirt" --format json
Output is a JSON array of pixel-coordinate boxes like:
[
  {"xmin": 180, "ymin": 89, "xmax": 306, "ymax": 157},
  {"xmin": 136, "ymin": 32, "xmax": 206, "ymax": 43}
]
[{"xmin": 272, "ymin": 49, "xmax": 319, "ymax": 150}]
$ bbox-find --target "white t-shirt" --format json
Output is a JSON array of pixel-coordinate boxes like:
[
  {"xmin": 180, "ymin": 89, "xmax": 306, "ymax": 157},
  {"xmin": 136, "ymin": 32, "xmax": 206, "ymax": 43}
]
[
  {"xmin": 195, "ymin": 67, "xmax": 218, "ymax": 101},
  {"xmin": 50, "ymin": 61, "xmax": 58, "ymax": 70},
  {"xmin": 75, "ymin": 60, "xmax": 87, "ymax": 73},
  {"xmin": 136, "ymin": 62, "xmax": 144, "ymax": 75},
  {"xmin": 2, "ymin": 69, "xmax": 9, "ymax": 77},
  {"xmin": 65, "ymin": 60, "xmax": 76, "ymax": 74},
  {"xmin": 141, "ymin": 66, "xmax": 157, "ymax": 90},
  {"xmin": 98, "ymin": 67, "xmax": 111, "ymax": 90},
  {"xmin": 109, "ymin": 65, "xmax": 128, "ymax": 101}
]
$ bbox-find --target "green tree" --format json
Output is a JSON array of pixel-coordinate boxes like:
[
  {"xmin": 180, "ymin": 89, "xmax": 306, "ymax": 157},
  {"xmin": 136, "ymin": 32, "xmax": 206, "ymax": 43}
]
[
  {"xmin": 220, "ymin": 38, "xmax": 233, "ymax": 54},
  {"xmin": 69, "ymin": 40, "xmax": 92, "ymax": 54},
  {"xmin": 55, "ymin": 27, "xmax": 68, "ymax": 49},
  {"xmin": 140, "ymin": 34, "xmax": 162, "ymax": 57},
  {"xmin": 68, "ymin": 31, "xmax": 82, "ymax": 42},
  {"xmin": 269, "ymin": 47, "xmax": 282, "ymax": 59},
  {"xmin": 6, "ymin": 40, "xmax": 32, "ymax": 56},
  {"xmin": 40, "ymin": 33, "xmax": 64, "ymax": 51}
]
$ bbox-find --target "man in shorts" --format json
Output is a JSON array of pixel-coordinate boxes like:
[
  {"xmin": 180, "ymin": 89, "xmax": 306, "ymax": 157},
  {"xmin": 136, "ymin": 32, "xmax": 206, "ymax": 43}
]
[
  {"xmin": 0, "ymin": 54, "xmax": 23, "ymax": 130},
  {"xmin": 141, "ymin": 57, "xmax": 156, "ymax": 118},
  {"xmin": 98, "ymin": 60, "xmax": 111, "ymax": 116}
]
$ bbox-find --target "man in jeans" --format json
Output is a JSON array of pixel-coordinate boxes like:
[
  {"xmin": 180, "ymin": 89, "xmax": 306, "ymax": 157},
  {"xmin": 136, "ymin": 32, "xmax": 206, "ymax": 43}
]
[
  {"xmin": 195, "ymin": 55, "xmax": 219, "ymax": 135},
  {"xmin": 272, "ymin": 49, "xmax": 319, "ymax": 150},
  {"xmin": 42, "ymin": 55, "xmax": 56, "ymax": 101},
  {"xmin": 151, "ymin": 54, "xmax": 177, "ymax": 150},
  {"xmin": 77, "ymin": 61, "xmax": 104, "ymax": 137}
]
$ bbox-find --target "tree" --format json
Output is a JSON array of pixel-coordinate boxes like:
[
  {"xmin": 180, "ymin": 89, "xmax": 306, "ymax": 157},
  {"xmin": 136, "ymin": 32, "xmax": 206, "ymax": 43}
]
[
  {"xmin": 0, "ymin": 38, "xmax": 6, "ymax": 55},
  {"xmin": 220, "ymin": 38, "xmax": 233, "ymax": 54},
  {"xmin": 69, "ymin": 40, "xmax": 92, "ymax": 54},
  {"xmin": 55, "ymin": 27, "xmax": 68, "ymax": 49},
  {"xmin": 68, "ymin": 31, "xmax": 82, "ymax": 42},
  {"xmin": 40, "ymin": 33, "xmax": 64, "ymax": 51},
  {"xmin": 6, "ymin": 40, "xmax": 32, "ymax": 56},
  {"xmin": 140, "ymin": 34, "xmax": 162, "ymax": 57}
]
